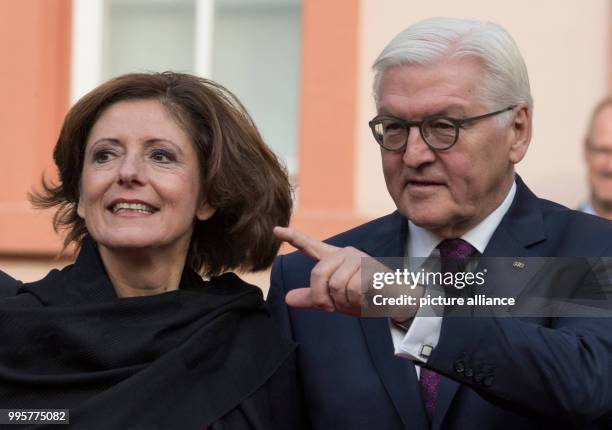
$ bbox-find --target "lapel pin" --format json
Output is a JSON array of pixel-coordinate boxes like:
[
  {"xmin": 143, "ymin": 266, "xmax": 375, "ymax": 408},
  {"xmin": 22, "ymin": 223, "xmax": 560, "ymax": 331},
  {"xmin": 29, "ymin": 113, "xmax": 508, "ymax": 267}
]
[{"xmin": 512, "ymin": 261, "xmax": 525, "ymax": 269}]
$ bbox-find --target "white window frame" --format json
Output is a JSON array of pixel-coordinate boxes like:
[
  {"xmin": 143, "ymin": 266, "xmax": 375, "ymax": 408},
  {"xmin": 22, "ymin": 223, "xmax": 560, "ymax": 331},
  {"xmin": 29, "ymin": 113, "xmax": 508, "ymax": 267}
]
[{"xmin": 70, "ymin": 0, "xmax": 214, "ymax": 104}]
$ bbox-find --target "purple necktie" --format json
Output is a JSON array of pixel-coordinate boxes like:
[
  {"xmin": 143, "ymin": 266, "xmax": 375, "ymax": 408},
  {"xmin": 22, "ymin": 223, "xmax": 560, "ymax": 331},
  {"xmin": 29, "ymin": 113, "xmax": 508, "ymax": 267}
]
[
  {"xmin": 438, "ymin": 238, "xmax": 479, "ymax": 274},
  {"xmin": 420, "ymin": 238, "xmax": 478, "ymax": 423},
  {"xmin": 420, "ymin": 367, "xmax": 440, "ymax": 422}
]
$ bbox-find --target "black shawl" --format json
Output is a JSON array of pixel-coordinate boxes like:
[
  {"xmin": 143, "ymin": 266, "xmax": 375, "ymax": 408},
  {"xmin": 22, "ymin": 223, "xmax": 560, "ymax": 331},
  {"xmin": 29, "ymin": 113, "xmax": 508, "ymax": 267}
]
[
  {"xmin": 0, "ymin": 236, "xmax": 304, "ymax": 429},
  {"xmin": 0, "ymin": 271, "xmax": 21, "ymax": 295}
]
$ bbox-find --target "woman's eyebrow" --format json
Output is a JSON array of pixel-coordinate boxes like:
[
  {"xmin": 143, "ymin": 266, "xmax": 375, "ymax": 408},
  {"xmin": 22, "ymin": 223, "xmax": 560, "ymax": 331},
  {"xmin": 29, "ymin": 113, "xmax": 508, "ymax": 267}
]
[
  {"xmin": 87, "ymin": 138, "xmax": 122, "ymax": 152},
  {"xmin": 87, "ymin": 138, "xmax": 185, "ymax": 156},
  {"xmin": 90, "ymin": 138, "xmax": 121, "ymax": 146},
  {"xmin": 143, "ymin": 139, "xmax": 185, "ymax": 156}
]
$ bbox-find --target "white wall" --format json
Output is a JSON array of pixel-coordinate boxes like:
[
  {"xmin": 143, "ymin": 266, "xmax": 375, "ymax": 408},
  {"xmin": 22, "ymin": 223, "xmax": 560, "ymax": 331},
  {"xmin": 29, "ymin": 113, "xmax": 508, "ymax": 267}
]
[{"xmin": 356, "ymin": 0, "xmax": 609, "ymax": 216}]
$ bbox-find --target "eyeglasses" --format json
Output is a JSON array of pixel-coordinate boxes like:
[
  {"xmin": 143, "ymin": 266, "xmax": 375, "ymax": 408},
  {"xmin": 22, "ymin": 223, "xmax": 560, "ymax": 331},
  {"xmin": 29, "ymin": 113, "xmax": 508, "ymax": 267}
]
[{"xmin": 368, "ymin": 106, "xmax": 515, "ymax": 152}]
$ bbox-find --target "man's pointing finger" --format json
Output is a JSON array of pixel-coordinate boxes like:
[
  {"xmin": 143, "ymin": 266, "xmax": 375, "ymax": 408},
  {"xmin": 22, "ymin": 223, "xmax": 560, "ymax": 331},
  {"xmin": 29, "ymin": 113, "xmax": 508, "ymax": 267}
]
[{"xmin": 273, "ymin": 226, "xmax": 338, "ymax": 261}]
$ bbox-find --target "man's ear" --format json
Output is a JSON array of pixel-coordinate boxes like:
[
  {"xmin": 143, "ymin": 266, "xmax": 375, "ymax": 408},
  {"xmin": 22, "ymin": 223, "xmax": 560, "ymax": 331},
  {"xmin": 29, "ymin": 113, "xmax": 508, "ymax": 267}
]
[
  {"xmin": 196, "ymin": 203, "xmax": 216, "ymax": 221},
  {"xmin": 508, "ymin": 104, "xmax": 532, "ymax": 164}
]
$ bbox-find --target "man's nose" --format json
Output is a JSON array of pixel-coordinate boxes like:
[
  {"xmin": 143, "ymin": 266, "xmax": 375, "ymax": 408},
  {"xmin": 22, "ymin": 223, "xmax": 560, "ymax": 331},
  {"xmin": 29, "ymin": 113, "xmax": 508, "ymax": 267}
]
[
  {"xmin": 117, "ymin": 153, "xmax": 146, "ymax": 186},
  {"xmin": 402, "ymin": 126, "xmax": 436, "ymax": 168}
]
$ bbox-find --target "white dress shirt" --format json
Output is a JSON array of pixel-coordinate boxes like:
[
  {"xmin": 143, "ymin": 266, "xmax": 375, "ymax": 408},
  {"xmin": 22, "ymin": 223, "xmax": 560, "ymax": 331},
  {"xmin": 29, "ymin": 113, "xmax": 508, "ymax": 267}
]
[
  {"xmin": 390, "ymin": 181, "xmax": 517, "ymax": 376},
  {"xmin": 579, "ymin": 201, "xmax": 597, "ymax": 216}
]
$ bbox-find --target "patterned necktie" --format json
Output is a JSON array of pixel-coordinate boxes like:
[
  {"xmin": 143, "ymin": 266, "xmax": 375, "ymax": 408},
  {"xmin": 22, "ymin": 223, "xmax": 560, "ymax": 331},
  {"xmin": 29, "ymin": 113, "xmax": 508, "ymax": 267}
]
[
  {"xmin": 437, "ymin": 238, "xmax": 478, "ymax": 275},
  {"xmin": 420, "ymin": 238, "xmax": 478, "ymax": 423}
]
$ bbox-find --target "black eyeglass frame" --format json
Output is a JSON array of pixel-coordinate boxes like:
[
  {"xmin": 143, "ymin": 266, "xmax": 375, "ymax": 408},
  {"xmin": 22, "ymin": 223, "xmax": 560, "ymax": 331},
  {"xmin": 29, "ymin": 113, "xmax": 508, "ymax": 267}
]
[{"xmin": 368, "ymin": 106, "xmax": 516, "ymax": 152}]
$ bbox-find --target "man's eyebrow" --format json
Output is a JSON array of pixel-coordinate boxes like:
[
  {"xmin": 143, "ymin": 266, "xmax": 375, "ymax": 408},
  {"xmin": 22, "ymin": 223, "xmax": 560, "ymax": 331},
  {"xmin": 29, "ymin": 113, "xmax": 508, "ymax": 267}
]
[
  {"xmin": 427, "ymin": 103, "xmax": 472, "ymax": 117},
  {"xmin": 435, "ymin": 105, "xmax": 467, "ymax": 116},
  {"xmin": 377, "ymin": 105, "xmax": 468, "ymax": 118},
  {"xmin": 376, "ymin": 107, "xmax": 395, "ymax": 116},
  {"xmin": 376, "ymin": 108, "xmax": 410, "ymax": 119},
  {"xmin": 587, "ymin": 141, "xmax": 612, "ymax": 149}
]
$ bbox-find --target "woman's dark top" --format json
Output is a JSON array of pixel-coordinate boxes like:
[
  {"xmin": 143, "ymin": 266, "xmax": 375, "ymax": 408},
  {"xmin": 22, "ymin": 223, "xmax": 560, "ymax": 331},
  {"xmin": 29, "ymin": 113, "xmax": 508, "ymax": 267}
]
[
  {"xmin": 0, "ymin": 236, "xmax": 305, "ymax": 429},
  {"xmin": 0, "ymin": 271, "xmax": 21, "ymax": 295}
]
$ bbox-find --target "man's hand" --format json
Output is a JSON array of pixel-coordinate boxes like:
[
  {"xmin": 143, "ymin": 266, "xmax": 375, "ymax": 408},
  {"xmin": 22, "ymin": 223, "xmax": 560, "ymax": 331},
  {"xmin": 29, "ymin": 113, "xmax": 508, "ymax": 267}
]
[
  {"xmin": 274, "ymin": 226, "xmax": 421, "ymax": 320},
  {"xmin": 274, "ymin": 226, "xmax": 367, "ymax": 316}
]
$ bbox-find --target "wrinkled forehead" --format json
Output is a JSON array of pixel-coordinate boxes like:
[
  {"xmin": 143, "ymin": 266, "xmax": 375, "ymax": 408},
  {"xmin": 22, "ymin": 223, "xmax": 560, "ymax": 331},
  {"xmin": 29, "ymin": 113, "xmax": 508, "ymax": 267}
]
[{"xmin": 376, "ymin": 58, "xmax": 487, "ymax": 117}]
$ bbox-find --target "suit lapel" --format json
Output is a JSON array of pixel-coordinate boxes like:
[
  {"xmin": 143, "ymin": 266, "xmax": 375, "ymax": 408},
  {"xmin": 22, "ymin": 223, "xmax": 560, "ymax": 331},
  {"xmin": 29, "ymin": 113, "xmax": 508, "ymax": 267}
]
[
  {"xmin": 360, "ymin": 319, "xmax": 430, "ymax": 429},
  {"xmin": 480, "ymin": 226, "xmax": 545, "ymax": 299},
  {"xmin": 358, "ymin": 212, "xmax": 429, "ymax": 429},
  {"xmin": 432, "ymin": 375, "xmax": 460, "ymax": 430},
  {"xmin": 432, "ymin": 176, "xmax": 548, "ymax": 428},
  {"xmin": 480, "ymin": 176, "xmax": 548, "ymax": 303},
  {"xmin": 484, "ymin": 175, "xmax": 546, "ymax": 257}
]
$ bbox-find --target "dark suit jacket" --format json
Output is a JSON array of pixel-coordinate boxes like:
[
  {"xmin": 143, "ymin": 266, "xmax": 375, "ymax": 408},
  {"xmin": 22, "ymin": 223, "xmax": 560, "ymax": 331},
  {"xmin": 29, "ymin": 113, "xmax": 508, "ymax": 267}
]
[{"xmin": 268, "ymin": 176, "xmax": 612, "ymax": 429}]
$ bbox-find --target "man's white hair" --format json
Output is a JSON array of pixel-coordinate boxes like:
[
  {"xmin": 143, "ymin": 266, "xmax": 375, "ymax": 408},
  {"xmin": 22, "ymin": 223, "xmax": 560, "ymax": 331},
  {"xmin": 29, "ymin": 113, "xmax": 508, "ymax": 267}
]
[{"xmin": 372, "ymin": 17, "xmax": 533, "ymax": 122}]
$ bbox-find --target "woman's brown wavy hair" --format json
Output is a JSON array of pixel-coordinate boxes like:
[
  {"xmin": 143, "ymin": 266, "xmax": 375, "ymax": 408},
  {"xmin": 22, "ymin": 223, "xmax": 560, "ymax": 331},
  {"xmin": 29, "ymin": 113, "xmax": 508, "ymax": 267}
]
[{"xmin": 31, "ymin": 72, "xmax": 292, "ymax": 277}]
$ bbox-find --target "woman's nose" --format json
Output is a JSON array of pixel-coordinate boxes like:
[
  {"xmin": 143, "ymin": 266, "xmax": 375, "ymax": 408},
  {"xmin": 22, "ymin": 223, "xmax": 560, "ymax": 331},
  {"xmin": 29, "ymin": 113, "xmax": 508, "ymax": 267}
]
[{"xmin": 117, "ymin": 153, "xmax": 146, "ymax": 186}]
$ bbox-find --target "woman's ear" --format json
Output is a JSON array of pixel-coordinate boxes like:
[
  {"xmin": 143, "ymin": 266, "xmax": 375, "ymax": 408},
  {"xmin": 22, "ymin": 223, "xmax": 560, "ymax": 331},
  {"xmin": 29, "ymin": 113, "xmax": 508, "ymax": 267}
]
[
  {"xmin": 76, "ymin": 181, "xmax": 85, "ymax": 219},
  {"xmin": 196, "ymin": 203, "xmax": 216, "ymax": 221},
  {"xmin": 77, "ymin": 199, "xmax": 85, "ymax": 219}
]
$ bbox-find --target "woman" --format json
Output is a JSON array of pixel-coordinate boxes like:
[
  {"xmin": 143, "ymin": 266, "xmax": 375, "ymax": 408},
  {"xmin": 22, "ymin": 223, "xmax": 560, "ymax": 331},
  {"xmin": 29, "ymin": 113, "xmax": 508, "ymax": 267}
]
[{"xmin": 0, "ymin": 72, "xmax": 303, "ymax": 429}]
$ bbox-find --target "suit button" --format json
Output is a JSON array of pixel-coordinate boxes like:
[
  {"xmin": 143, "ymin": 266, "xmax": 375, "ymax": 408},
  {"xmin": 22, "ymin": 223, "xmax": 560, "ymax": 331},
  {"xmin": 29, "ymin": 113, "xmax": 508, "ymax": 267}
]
[
  {"xmin": 474, "ymin": 373, "xmax": 484, "ymax": 382},
  {"xmin": 454, "ymin": 360, "xmax": 465, "ymax": 373},
  {"xmin": 483, "ymin": 375, "xmax": 494, "ymax": 387},
  {"xmin": 465, "ymin": 368, "xmax": 473, "ymax": 377}
]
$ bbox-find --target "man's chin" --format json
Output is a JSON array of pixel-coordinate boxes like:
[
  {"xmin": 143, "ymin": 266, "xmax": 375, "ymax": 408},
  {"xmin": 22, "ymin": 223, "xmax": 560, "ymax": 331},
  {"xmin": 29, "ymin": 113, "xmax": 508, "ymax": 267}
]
[
  {"xmin": 399, "ymin": 207, "xmax": 449, "ymax": 231},
  {"xmin": 398, "ymin": 203, "xmax": 475, "ymax": 237},
  {"xmin": 594, "ymin": 195, "xmax": 612, "ymax": 212}
]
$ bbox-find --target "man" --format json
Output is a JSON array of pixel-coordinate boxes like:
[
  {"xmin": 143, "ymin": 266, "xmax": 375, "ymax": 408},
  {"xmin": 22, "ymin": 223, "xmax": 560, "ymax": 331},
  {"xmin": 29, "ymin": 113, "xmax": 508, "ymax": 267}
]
[
  {"xmin": 582, "ymin": 97, "xmax": 612, "ymax": 219},
  {"xmin": 268, "ymin": 17, "xmax": 612, "ymax": 429}
]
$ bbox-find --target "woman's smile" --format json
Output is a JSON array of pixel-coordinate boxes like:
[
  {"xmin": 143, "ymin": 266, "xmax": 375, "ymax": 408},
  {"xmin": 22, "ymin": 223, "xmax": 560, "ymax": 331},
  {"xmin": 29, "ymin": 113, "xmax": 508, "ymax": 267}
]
[{"xmin": 108, "ymin": 199, "xmax": 159, "ymax": 216}]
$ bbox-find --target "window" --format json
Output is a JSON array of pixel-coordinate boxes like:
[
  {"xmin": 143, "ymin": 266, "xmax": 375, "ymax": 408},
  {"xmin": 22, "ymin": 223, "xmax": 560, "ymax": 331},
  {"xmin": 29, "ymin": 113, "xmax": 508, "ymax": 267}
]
[
  {"xmin": 103, "ymin": 0, "xmax": 196, "ymax": 79},
  {"xmin": 212, "ymin": 0, "xmax": 301, "ymax": 172},
  {"xmin": 74, "ymin": 0, "xmax": 301, "ymax": 173}
]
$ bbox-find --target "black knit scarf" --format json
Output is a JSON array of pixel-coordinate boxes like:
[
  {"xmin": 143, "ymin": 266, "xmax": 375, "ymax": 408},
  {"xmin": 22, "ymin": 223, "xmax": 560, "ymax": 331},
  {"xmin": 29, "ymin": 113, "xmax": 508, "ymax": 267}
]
[{"xmin": 0, "ymin": 236, "xmax": 296, "ymax": 429}]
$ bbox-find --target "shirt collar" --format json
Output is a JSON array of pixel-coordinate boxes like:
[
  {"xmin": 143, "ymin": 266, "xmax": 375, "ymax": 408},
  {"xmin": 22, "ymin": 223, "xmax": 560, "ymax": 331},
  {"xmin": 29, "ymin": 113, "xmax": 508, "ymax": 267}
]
[
  {"xmin": 407, "ymin": 180, "xmax": 517, "ymax": 257},
  {"xmin": 580, "ymin": 200, "xmax": 597, "ymax": 216}
]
